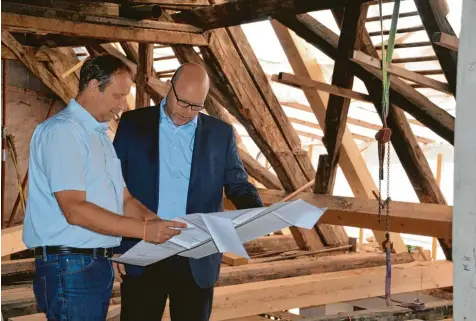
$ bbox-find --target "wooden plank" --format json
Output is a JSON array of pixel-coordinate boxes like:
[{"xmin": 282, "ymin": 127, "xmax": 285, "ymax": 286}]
[
  {"xmin": 9, "ymin": 305, "xmax": 121, "ymax": 321},
  {"xmin": 368, "ymin": 25, "xmax": 425, "ymax": 37},
  {"xmin": 1, "ymin": 46, "xmax": 48, "ymax": 61},
  {"xmin": 171, "ymin": 0, "xmax": 374, "ymax": 30},
  {"xmin": 272, "ymin": 72, "xmax": 372, "ymax": 103},
  {"xmin": 1, "ymin": 225, "xmax": 26, "ymax": 257},
  {"xmin": 414, "ymin": 0, "xmax": 458, "ymax": 95},
  {"xmin": 270, "ymin": 21, "xmax": 407, "ymax": 253},
  {"xmin": 1, "ymin": 11, "xmax": 207, "ymax": 46},
  {"xmin": 237, "ymin": 149, "xmax": 282, "ymax": 190},
  {"xmin": 136, "ymin": 43, "xmax": 153, "ymax": 108},
  {"xmin": 217, "ymin": 251, "xmax": 420, "ymax": 286},
  {"xmin": 1, "ymin": 30, "xmax": 70, "ymax": 104},
  {"xmin": 433, "ymin": 32, "xmax": 459, "ymax": 51},
  {"xmin": 203, "ymin": 28, "xmax": 324, "ymax": 250},
  {"xmin": 222, "ymin": 253, "xmax": 248, "ymax": 266},
  {"xmin": 2, "ymin": 258, "xmax": 34, "ymax": 275},
  {"xmin": 351, "ymin": 50, "xmax": 452, "ymax": 95},
  {"xmin": 258, "ymin": 189, "xmax": 452, "ymax": 239},
  {"xmin": 453, "ymin": 0, "xmax": 476, "ymax": 316}
]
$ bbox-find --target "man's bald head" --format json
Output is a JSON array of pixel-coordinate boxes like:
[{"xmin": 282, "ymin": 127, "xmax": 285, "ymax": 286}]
[{"xmin": 165, "ymin": 63, "xmax": 210, "ymax": 126}]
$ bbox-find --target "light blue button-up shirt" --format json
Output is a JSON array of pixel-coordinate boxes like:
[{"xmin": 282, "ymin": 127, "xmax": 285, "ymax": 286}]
[
  {"xmin": 158, "ymin": 98, "xmax": 197, "ymax": 220},
  {"xmin": 23, "ymin": 99, "xmax": 125, "ymax": 248}
]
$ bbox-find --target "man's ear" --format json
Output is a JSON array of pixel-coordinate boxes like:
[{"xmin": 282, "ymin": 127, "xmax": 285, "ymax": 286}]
[
  {"xmin": 165, "ymin": 79, "xmax": 172, "ymax": 92},
  {"xmin": 88, "ymin": 79, "xmax": 100, "ymax": 92}
]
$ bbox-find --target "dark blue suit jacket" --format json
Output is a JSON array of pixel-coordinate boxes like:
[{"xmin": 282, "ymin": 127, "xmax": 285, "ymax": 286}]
[{"xmin": 112, "ymin": 105, "xmax": 263, "ymax": 288}]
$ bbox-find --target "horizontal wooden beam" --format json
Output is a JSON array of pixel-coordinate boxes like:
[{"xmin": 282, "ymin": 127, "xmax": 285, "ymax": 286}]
[
  {"xmin": 392, "ymin": 55, "xmax": 438, "ymax": 64},
  {"xmin": 375, "ymin": 41, "xmax": 431, "ymax": 50},
  {"xmin": 273, "ymin": 72, "xmax": 372, "ymax": 103},
  {"xmin": 366, "ymin": 10, "xmax": 419, "ymax": 22},
  {"xmin": 368, "ymin": 25, "xmax": 425, "ymax": 37},
  {"xmin": 259, "ymin": 189, "xmax": 452, "ymax": 239},
  {"xmin": 2, "ymin": 225, "xmax": 26, "ymax": 257},
  {"xmin": 2, "ymin": 6, "xmax": 207, "ymax": 46},
  {"xmin": 172, "ymin": 0, "xmax": 374, "ymax": 30},
  {"xmin": 433, "ymin": 32, "xmax": 459, "ymax": 51},
  {"xmin": 351, "ymin": 51, "xmax": 452, "ymax": 95}
]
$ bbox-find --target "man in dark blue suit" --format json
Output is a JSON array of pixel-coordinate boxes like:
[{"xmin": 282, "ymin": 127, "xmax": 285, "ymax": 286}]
[{"xmin": 112, "ymin": 63, "xmax": 263, "ymax": 321}]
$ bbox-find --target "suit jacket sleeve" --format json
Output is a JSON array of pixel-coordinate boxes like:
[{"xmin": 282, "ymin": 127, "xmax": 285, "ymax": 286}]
[{"xmin": 223, "ymin": 127, "xmax": 263, "ymax": 209}]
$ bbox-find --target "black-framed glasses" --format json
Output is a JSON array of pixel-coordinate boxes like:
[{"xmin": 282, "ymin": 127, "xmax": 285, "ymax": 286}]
[{"xmin": 171, "ymin": 83, "xmax": 205, "ymax": 111}]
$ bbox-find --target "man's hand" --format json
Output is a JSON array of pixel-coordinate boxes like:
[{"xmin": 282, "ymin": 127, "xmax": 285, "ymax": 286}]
[
  {"xmin": 112, "ymin": 254, "xmax": 126, "ymax": 283},
  {"xmin": 143, "ymin": 218, "xmax": 187, "ymax": 244}
]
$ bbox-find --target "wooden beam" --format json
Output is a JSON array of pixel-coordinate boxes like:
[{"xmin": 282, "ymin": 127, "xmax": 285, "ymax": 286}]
[
  {"xmin": 222, "ymin": 253, "xmax": 248, "ymax": 266},
  {"xmin": 2, "ymin": 6, "xmax": 207, "ymax": 46},
  {"xmin": 351, "ymin": 50, "xmax": 452, "ymax": 95},
  {"xmin": 276, "ymin": 13, "xmax": 454, "ymax": 144},
  {"xmin": 272, "ymin": 72, "xmax": 372, "ymax": 103},
  {"xmin": 375, "ymin": 41, "xmax": 432, "ymax": 50},
  {"xmin": 203, "ymin": 29, "xmax": 324, "ymax": 250},
  {"xmin": 453, "ymin": 0, "xmax": 476, "ymax": 315},
  {"xmin": 136, "ymin": 43, "xmax": 153, "ymax": 108},
  {"xmin": 1, "ymin": 30, "xmax": 70, "ymax": 103},
  {"xmin": 119, "ymin": 4, "xmax": 163, "ymax": 20},
  {"xmin": 217, "ymin": 251, "xmax": 422, "ymax": 286},
  {"xmin": 366, "ymin": 10, "xmax": 419, "ymax": 22},
  {"xmin": 237, "ymin": 149, "xmax": 283, "ymax": 190},
  {"xmin": 1, "ymin": 45, "xmax": 49, "ymax": 61},
  {"xmin": 319, "ymin": 0, "xmax": 368, "ymax": 195},
  {"xmin": 259, "ymin": 189, "xmax": 452, "ymax": 239},
  {"xmin": 270, "ymin": 21, "xmax": 407, "ymax": 253},
  {"xmin": 368, "ymin": 25, "xmax": 425, "ymax": 37},
  {"xmin": 433, "ymin": 32, "xmax": 459, "ymax": 51},
  {"xmin": 171, "ymin": 0, "xmax": 374, "ymax": 30},
  {"xmin": 2, "ymin": 225, "xmax": 26, "ymax": 256},
  {"xmin": 5, "ymin": 0, "xmax": 120, "ymax": 16},
  {"xmin": 414, "ymin": 0, "xmax": 458, "ymax": 95}
]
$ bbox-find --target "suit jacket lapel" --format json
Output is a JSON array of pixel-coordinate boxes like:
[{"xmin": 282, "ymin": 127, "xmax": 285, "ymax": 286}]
[
  {"xmin": 187, "ymin": 114, "xmax": 208, "ymax": 213},
  {"xmin": 145, "ymin": 107, "xmax": 160, "ymax": 208}
]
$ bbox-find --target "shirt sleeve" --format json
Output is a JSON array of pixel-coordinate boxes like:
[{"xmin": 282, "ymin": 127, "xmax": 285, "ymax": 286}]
[{"xmin": 39, "ymin": 123, "xmax": 88, "ymax": 193}]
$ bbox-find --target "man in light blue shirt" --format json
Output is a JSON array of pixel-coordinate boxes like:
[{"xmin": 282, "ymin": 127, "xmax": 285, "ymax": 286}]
[{"xmin": 23, "ymin": 54, "xmax": 185, "ymax": 321}]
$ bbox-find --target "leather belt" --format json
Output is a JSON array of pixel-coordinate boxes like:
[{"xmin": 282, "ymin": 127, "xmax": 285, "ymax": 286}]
[{"xmin": 34, "ymin": 246, "xmax": 114, "ymax": 258}]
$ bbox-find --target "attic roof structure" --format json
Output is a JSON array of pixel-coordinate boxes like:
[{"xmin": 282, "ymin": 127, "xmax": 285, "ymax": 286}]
[{"xmin": 1, "ymin": 0, "xmax": 471, "ymax": 319}]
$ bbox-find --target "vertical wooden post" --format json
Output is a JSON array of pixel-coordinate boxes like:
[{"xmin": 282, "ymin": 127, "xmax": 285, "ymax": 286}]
[
  {"xmin": 453, "ymin": 0, "xmax": 476, "ymax": 316},
  {"xmin": 1, "ymin": 59, "xmax": 6, "ymax": 229},
  {"xmin": 432, "ymin": 153, "xmax": 443, "ymax": 259},
  {"xmin": 136, "ymin": 43, "xmax": 153, "ymax": 108}
]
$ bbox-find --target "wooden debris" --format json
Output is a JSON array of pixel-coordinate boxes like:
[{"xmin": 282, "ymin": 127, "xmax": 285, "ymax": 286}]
[{"xmin": 222, "ymin": 253, "xmax": 249, "ymax": 266}]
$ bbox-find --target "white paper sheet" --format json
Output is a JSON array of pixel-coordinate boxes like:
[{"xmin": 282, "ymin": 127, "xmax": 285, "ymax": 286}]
[{"xmin": 112, "ymin": 199, "xmax": 327, "ymax": 266}]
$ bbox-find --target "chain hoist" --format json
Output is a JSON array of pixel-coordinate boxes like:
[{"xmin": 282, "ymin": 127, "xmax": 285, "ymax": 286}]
[{"xmin": 376, "ymin": 0, "xmax": 401, "ymax": 306}]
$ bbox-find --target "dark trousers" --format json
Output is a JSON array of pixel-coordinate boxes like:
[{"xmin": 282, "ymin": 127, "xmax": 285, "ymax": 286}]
[
  {"xmin": 33, "ymin": 254, "xmax": 114, "ymax": 321},
  {"xmin": 120, "ymin": 256, "xmax": 214, "ymax": 321}
]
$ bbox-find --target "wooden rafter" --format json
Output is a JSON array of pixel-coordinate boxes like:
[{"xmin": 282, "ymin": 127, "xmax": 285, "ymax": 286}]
[
  {"xmin": 414, "ymin": 0, "xmax": 458, "ymax": 95},
  {"xmin": 318, "ymin": 0, "xmax": 369, "ymax": 196},
  {"xmin": 1, "ymin": 45, "xmax": 48, "ymax": 61},
  {"xmin": 270, "ymin": 21, "xmax": 407, "ymax": 253},
  {"xmin": 276, "ymin": 13, "xmax": 454, "ymax": 145},
  {"xmin": 171, "ymin": 0, "xmax": 375, "ymax": 30},
  {"xmin": 351, "ymin": 51, "xmax": 452, "ymax": 95}
]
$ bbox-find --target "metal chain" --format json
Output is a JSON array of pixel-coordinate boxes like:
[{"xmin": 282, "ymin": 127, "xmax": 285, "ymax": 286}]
[{"xmin": 386, "ymin": 141, "xmax": 391, "ymax": 239}]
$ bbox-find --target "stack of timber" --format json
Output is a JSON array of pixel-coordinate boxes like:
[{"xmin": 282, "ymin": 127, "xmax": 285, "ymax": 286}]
[{"xmin": 2, "ymin": 234, "xmax": 453, "ymax": 321}]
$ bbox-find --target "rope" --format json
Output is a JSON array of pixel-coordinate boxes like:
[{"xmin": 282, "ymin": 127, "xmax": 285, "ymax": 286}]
[{"xmin": 376, "ymin": 0, "xmax": 401, "ymax": 306}]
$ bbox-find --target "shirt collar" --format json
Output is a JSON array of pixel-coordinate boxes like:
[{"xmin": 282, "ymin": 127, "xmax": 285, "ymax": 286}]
[
  {"xmin": 68, "ymin": 99, "xmax": 109, "ymax": 133},
  {"xmin": 159, "ymin": 98, "xmax": 198, "ymax": 128}
]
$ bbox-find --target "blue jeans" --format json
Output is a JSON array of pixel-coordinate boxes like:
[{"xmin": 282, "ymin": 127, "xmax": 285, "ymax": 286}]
[{"xmin": 33, "ymin": 253, "xmax": 114, "ymax": 321}]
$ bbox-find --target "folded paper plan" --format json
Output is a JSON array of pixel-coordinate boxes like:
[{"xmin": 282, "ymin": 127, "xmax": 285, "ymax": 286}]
[{"xmin": 112, "ymin": 199, "xmax": 327, "ymax": 266}]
